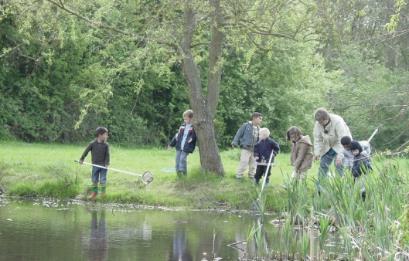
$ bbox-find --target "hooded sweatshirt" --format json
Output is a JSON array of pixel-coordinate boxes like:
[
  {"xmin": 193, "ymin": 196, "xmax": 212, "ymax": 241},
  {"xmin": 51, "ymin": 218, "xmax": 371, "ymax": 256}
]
[
  {"xmin": 313, "ymin": 113, "xmax": 352, "ymax": 160},
  {"xmin": 291, "ymin": 135, "xmax": 314, "ymax": 173}
]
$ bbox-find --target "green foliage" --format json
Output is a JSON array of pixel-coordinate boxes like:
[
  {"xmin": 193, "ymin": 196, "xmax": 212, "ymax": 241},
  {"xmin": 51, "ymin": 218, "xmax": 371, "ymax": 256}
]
[
  {"xmin": 1, "ymin": 0, "xmax": 408, "ymax": 153},
  {"xmin": 0, "ymin": 0, "xmax": 332, "ymax": 149}
]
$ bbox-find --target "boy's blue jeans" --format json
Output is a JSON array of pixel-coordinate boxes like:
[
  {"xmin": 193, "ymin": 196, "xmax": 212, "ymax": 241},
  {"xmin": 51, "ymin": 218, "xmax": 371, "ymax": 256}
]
[
  {"xmin": 92, "ymin": 166, "xmax": 107, "ymax": 185},
  {"xmin": 317, "ymin": 148, "xmax": 344, "ymax": 191},
  {"xmin": 175, "ymin": 150, "xmax": 188, "ymax": 174}
]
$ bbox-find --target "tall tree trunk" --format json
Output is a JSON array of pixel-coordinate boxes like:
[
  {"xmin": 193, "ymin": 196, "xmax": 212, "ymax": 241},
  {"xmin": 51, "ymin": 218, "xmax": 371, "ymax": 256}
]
[
  {"xmin": 207, "ymin": 0, "xmax": 224, "ymax": 118},
  {"xmin": 179, "ymin": 2, "xmax": 224, "ymax": 175}
]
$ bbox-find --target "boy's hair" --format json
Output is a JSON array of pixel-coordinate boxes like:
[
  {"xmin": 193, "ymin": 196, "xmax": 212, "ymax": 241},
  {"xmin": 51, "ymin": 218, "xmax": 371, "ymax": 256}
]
[
  {"xmin": 314, "ymin": 108, "xmax": 330, "ymax": 122},
  {"xmin": 251, "ymin": 112, "xmax": 262, "ymax": 120},
  {"xmin": 259, "ymin": 128, "xmax": 270, "ymax": 137},
  {"xmin": 95, "ymin": 127, "xmax": 108, "ymax": 137},
  {"xmin": 350, "ymin": 141, "xmax": 363, "ymax": 154},
  {"xmin": 286, "ymin": 126, "xmax": 302, "ymax": 141},
  {"xmin": 341, "ymin": 136, "xmax": 352, "ymax": 146},
  {"xmin": 183, "ymin": 109, "xmax": 194, "ymax": 119}
]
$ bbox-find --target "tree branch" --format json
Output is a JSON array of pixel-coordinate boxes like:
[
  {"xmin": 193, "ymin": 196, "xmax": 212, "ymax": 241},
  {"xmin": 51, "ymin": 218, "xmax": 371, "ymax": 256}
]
[
  {"xmin": 179, "ymin": 2, "xmax": 203, "ymax": 106},
  {"xmin": 44, "ymin": 0, "xmax": 142, "ymax": 40}
]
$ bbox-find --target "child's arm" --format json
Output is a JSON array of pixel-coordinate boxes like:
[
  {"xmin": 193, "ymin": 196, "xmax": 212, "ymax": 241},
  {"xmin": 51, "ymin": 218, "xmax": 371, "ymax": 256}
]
[
  {"xmin": 188, "ymin": 128, "xmax": 197, "ymax": 143},
  {"xmin": 79, "ymin": 143, "xmax": 92, "ymax": 163},
  {"xmin": 169, "ymin": 133, "xmax": 178, "ymax": 147},
  {"xmin": 105, "ymin": 144, "xmax": 110, "ymax": 167},
  {"xmin": 254, "ymin": 143, "xmax": 260, "ymax": 160},
  {"xmin": 272, "ymin": 140, "xmax": 280, "ymax": 156}
]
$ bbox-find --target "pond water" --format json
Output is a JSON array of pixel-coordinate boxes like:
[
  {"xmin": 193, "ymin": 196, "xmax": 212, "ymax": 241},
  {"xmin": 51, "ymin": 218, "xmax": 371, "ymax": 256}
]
[{"xmin": 0, "ymin": 199, "xmax": 343, "ymax": 260}]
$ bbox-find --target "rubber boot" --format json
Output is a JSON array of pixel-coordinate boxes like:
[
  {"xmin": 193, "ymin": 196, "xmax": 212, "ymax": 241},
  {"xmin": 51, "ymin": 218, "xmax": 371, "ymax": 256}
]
[
  {"xmin": 88, "ymin": 185, "xmax": 98, "ymax": 201},
  {"xmin": 99, "ymin": 185, "xmax": 106, "ymax": 198}
]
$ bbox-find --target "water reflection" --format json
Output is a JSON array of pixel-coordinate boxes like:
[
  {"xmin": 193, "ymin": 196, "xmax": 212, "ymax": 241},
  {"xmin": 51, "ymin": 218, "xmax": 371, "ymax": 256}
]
[
  {"xmin": 0, "ymin": 202, "xmax": 344, "ymax": 260},
  {"xmin": 230, "ymin": 216, "xmax": 326, "ymax": 260},
  {"xmin": 88, "ymin": 209, "xmax": 108, "ymax": 261},
  {"xmin": 168, "ymin": 224, "xmax": 193, "ymax": 261}
]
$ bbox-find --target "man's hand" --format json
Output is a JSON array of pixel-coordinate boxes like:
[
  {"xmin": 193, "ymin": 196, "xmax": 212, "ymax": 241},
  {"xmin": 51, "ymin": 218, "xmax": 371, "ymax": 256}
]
[{"xmin": 335, "ymin": 157, "xmax": 342, "ymax": 166}]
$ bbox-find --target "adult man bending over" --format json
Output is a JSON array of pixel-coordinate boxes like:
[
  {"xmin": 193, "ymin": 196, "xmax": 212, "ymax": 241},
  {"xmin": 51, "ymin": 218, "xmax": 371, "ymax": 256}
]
[{"xmin": 313, "ymin": 108, "xmax": 352, "ymax": 179}]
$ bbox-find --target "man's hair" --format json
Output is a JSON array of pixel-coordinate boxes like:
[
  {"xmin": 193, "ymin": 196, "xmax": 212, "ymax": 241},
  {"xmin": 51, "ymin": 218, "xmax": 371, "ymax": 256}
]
[
  {"xmin": 259, "ymin": 127, "xmax": 270, "ymax": 137},
  {"xmin": 314, "ymin": 108, "xmax": 330, "ymax": 122},
  {"xmin": 251, "ymin": 112, "xmax": 262, "ymax": 120},
  {"xmin": 95, "ymin": 127, "xmax": 108, "ymax": 137},
  {"xmin": 341, "ymin": 136, "xmax": 352, "ymax": 146},
  {"xmin": 286, "ymin": 126, "xmax": 302, "ymax": 141},
  {"xmin": 183, "ymin": 109, "xmax": 194, "ymax": 119}
]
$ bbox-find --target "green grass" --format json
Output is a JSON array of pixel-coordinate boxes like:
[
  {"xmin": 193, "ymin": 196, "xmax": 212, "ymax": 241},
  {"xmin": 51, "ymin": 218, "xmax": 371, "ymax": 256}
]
[{"xmin": 0, "ymin": 141, "xmax": 301, "ymax": 210}]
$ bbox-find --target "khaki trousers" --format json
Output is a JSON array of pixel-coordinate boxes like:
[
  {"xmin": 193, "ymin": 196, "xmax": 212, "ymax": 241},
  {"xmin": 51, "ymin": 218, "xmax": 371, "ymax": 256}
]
[{"xmin": 237, "ymin": 149, "xmax": 256, "ymax": 178}]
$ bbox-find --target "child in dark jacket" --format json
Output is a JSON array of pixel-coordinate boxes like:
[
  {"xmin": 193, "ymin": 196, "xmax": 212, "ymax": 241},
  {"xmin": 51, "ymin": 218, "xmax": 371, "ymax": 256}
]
[
  {"xmin": 350, "ymin": 141, "xmax": 372, "ymax": 178},
  {"xmin": 254, "ymin": 128, "xmax": 280, "ymax": 184},
  {"xmin": 170, "ymin": 110, "xmax": 197, "ymax": 176},
  {"xmin": 341, "ymin": 137, "xmax": 372, "ymax": 200}
]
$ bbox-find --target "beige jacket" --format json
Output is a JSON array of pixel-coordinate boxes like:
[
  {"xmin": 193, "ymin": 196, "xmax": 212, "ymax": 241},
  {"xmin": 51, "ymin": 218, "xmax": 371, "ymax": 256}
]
[
  {"xmin": 291, "ymin": 135, "xmax": 313, "ymax": 173},
  {"xmin": 313, "ymin": 113, "xmax": 352, "ymax": 160}
]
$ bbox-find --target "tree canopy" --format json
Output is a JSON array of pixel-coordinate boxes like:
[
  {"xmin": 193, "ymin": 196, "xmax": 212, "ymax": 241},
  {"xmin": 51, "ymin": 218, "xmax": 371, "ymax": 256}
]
[{"xmin": 0, "ymin": 0, "xmax": 408, "ymax": 156}]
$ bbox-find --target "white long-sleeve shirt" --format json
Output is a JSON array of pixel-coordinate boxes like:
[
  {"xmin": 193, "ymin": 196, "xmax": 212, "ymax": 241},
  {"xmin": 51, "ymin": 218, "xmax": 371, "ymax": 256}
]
[{"xmin": 313, "ymin": 113, "xmax": 352, "ymax": 160}]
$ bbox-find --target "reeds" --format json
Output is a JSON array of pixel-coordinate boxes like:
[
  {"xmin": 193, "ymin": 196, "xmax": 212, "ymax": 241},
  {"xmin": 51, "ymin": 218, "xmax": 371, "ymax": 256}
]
[{"xmin": 246, "ymin": 157, "xmax": 409, "ymax": 259}]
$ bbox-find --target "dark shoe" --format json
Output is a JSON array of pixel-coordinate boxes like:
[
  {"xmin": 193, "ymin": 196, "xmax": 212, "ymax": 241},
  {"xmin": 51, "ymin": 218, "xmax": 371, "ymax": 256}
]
[{"xmin": 361, "ymin": 191, "xmax": 366, "ymax": 201}]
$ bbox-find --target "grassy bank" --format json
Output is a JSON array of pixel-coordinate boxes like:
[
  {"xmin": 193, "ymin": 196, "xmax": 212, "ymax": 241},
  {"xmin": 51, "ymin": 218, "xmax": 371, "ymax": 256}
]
[{"xmin": 0, "ymin": 141, "xmax": 301, "ymax": 210}]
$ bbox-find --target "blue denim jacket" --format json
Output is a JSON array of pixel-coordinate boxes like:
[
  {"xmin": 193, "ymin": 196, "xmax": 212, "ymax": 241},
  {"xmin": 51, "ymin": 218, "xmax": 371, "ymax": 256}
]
[{"xmin": 232, "ymin": 122, "xmax": 259, "ymax": 150}]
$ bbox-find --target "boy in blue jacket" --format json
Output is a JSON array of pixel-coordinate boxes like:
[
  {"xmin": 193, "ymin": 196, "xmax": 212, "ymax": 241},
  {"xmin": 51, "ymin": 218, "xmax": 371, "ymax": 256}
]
[
  {"xmin": 170, "ymin": 110, "xmax": 197, "ymax": 176},
  {"xmin": 254, "ymin": 128, "xmax": 280, "ymax": 185}
]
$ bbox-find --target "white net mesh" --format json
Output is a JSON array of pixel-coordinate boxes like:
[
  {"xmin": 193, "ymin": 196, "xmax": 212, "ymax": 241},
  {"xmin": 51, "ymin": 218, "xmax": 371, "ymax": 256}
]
[{"xmin": 141, "ymin": 171, "xmax": 154, "ymax": 184}]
